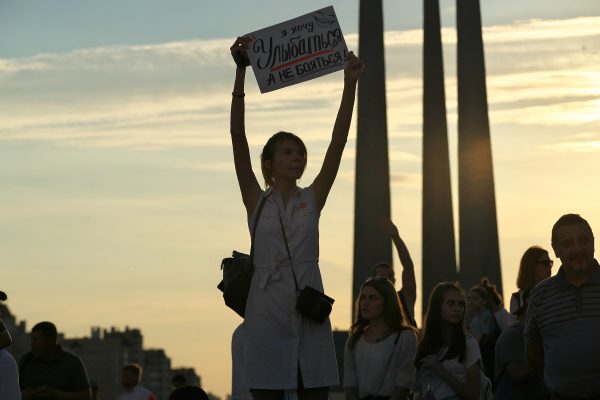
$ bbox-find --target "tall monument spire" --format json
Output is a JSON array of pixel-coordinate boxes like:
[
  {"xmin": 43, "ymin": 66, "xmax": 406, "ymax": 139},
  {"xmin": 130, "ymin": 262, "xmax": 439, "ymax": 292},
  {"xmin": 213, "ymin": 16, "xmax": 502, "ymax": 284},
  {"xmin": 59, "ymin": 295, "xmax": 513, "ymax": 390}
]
[
  {"xmin": 353, "ymin": 0, "xmax": 392, "ymax": 306},
  {"xmin": 457, "ymin": 0, "xmax": 502, "ymax": 291},
  {"xmin": 422, "ymin": 0, "xmax": 458, "ymax": 310}
]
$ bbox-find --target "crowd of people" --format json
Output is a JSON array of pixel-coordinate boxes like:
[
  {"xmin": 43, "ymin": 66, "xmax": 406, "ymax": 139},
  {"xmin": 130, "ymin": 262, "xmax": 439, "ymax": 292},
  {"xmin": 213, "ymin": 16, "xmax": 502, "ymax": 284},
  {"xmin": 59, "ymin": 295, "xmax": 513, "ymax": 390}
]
[{"xmin": 227, "ymin": 37, "xmax": 600, "ymax": 400}]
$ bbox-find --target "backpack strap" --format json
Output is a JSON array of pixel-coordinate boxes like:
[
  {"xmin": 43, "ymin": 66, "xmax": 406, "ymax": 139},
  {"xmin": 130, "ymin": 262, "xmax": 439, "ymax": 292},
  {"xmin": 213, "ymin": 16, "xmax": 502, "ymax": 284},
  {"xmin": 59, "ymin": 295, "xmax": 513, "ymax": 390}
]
[{"xmin": 248, "ymin": 194, "xmax": 269, "ymax": 272}]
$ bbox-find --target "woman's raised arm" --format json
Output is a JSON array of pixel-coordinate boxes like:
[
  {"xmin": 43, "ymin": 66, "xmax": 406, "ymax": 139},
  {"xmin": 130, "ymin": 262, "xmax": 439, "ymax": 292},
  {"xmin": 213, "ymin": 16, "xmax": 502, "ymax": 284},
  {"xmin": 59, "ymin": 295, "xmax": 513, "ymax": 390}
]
[
  {"xmin": 229, "ymin": 37, "xmax": 261, "ymax": 214},
  {"xmin": 381, "ymin": 216, "xmax": 417, "ymax": 316},
  {"xmin": 310, "ymin": 51, "xmax": 363, "ymax": 211}
]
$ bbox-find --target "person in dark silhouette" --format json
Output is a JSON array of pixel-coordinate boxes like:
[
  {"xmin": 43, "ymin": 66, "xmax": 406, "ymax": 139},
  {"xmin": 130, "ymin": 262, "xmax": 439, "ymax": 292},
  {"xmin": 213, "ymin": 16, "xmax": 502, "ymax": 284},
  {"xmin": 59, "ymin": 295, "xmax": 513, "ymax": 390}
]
[
  {"xmin": 228, "ymin": 35, "xmax": 363, "ymax": 400},
  {"xmin": 343, "ymin": 277, "xmax": 416, "ymax": 400},
  {"xmin": 494, "ymin": 290, "xmax": 546, "ymax": 400},
  {"xmin": 467, "ymin": 279, "xmax": 502, "ymax": 378},
  {"xmin": 525, "ymin": 214, "xmax": 600, "ymax": 398},
  {"xmin": 415, "ymin": 282, "xmax": 489, "ymax": 400},
  {"xmin": 510, "ymin": 246, "xmax": 553, "ymax": 315},
  {"xmin": 19, "ymin": 321, "xmax": 91, "ymax": 400},
  {"xmin": 371, "ymin": 217, "xmax": 418, "ymax": 327},
  {"xmin": 0, "ymin": 291, "xmax": 12, "ymax": 349},
  {"xmin": 0, "ymin": 290, "xmax": 21, "ymax": 400},
  {"xmin": 117, "ymin": 364, "xmax": 156, "ymax": 400},
  {"xmin": 168, "ymin": 386, "xmax": 209, "ymax": 400},
  {"xmin": 172, "ymin": 374, "xmax": 188, "ymax": 390},
  {"xmin": 231, "ymin": 324, "xmax": 252, "ymax": 400}
]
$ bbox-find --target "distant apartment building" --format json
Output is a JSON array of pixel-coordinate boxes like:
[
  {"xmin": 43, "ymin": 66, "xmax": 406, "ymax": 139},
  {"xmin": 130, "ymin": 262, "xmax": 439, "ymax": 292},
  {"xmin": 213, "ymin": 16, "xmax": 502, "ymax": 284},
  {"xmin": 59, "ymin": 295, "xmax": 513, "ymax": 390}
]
[
  {"xmin": 63, "ymin": 327, "xmax": 146, "ymax": 400},
  {"xmin": 142, "ymin": 349, "xmax": 172, "ymax": 400},
  {"xmin": 0, "ymin": 304, "xmax": 202, "ymax": 400}
]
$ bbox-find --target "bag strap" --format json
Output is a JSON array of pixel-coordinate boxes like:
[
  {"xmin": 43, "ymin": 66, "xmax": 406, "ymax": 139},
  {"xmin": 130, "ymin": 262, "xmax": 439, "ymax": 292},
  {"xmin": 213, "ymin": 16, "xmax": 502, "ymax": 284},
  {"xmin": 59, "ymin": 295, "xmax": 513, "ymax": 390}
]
[
  {"xmin": 374, "ymin": 331, "xmax": 401, "ymax": 396},
  {"xmin": 248, "ymin": 195, "xmax": 269, "ymax": 269},
  {"xmin": 278, "ymin": 215, "xmax": 300, "ymax": 292}
]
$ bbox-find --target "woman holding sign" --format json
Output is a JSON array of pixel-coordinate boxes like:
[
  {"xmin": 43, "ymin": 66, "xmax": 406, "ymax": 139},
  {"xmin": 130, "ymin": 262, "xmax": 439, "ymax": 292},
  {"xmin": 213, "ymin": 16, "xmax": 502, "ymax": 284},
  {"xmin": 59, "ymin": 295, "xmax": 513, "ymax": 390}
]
[{"xmin": 229, "ymin": 36, "xmax": 363, "ymax": 400}]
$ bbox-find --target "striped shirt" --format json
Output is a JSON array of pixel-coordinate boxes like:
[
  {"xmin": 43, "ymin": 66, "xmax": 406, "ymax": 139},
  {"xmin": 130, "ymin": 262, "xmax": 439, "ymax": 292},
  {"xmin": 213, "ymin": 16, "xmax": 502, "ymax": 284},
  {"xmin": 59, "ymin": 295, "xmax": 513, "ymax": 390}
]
[{"xmin": 524, "ymin": 262, "xmax": 600, "ymax": 397}]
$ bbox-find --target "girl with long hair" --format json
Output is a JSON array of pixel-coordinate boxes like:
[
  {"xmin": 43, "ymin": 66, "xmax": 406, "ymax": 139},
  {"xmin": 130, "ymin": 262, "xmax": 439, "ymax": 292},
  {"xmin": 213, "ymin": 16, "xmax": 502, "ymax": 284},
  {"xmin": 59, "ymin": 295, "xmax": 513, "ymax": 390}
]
[
  {"xmin": 344, "ymin": 277, "xmax": 417, "ymax": 400},
  {"xmin": 228, "ymin": 36, "xmax": 363, "ymax": 400},
  {"xmin": 415, "ymin": 282, "xmax": 484, "ymax": 400}
]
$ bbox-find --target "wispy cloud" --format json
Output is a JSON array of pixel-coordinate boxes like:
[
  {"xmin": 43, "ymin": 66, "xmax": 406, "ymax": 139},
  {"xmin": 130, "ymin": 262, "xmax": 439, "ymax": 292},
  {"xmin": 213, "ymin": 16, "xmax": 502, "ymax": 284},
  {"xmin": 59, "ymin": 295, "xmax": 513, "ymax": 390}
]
[
  {"xmin": 543, "ymin": 132, "xmax": 600, "ymax": 153},
  {"xmin": 0, "ymin": 16, "xmax": 598, "ymax": 151}
]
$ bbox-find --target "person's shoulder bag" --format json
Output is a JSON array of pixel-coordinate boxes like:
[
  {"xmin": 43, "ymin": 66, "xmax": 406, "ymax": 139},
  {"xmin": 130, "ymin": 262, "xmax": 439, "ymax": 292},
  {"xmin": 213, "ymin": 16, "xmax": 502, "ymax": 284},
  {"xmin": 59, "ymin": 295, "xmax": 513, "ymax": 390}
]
[
  {"xmin": 278, "ymin": 215, "xmax": 334, "ymax": 323},
  {"xmin": 217, "ymin": 195, "xmax": 268, "ymax": 318}
]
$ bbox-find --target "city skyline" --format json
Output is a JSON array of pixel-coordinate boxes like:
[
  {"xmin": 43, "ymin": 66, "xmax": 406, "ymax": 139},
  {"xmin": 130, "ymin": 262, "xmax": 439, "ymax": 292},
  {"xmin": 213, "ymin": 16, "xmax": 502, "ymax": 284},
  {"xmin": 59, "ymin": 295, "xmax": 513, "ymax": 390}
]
[
  {"xmin": 2, "ymin": 1, "xmax": 600, "ymax": 399},
  {"xmin": 1, "ymin": 302, "xmax": 202, "ymax": 400}
]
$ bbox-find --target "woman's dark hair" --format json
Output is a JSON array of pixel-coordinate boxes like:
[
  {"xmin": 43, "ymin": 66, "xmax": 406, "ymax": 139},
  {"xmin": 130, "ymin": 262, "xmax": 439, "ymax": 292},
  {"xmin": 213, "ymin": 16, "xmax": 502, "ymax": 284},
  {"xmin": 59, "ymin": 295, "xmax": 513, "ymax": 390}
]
[
  {"xmin": 415, "ymin": 282, "xmax": 466, "ymax": 367},
  {"xmin": 517, "ymin": 246, "xmax": 549, "ymax": 290},
  {"xmin": 260, "ymin": 131, "xmax": 307, "ymax": 187},
  {"xmin": 348, "ymin": 277, "xmax": 413, "ymax": 349},
  {"xmin": 477, "ymin": 277, "xmax": 503, "ymax": 309}
]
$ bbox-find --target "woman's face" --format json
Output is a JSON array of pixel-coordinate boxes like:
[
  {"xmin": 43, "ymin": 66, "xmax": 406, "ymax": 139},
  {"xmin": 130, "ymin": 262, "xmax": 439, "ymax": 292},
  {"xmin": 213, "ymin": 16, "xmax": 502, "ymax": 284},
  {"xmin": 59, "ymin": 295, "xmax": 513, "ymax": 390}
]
[
  {"xmin": 533, "ymin": 252, "xmax": 553, "ymax": 284},
  {"xmin": 267, "ymin": 139, "xmax": 306, "ymax": 183},
  {"xmin": 360, "ymin": 285, "xmax": 385, "ymax": 322},
  {"xmin": 467, "ymin": 290, "xmax": 485, "ymax": 314},
  {"xmin": 440, "ymin": 289, "xmax": 465, "ymax": 325}
]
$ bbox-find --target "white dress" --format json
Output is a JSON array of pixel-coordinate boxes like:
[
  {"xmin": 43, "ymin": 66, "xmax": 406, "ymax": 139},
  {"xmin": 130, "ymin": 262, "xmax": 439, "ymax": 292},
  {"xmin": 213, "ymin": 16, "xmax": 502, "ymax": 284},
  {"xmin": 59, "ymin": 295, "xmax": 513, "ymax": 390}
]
[{"xmin": 243, "ymin": 186, "xmax": 339, "ymax": 390}]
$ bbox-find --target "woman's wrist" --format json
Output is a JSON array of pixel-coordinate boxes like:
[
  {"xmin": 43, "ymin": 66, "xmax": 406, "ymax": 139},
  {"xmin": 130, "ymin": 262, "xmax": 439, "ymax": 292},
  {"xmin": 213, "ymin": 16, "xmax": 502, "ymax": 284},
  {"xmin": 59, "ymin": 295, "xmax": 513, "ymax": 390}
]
[
  {"xmin": 233, "ymin": 68, "xmax": 246, "ymax": 96},
  {"xmin": 344, "ymin": 76, "xmax": 359, "ymax": 86}
]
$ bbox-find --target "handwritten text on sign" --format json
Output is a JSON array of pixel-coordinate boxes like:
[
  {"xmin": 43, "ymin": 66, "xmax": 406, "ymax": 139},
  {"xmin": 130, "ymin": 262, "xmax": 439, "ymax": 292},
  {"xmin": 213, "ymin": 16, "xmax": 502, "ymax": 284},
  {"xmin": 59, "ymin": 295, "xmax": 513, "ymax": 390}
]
[{"xmin": 246, "ymin": 6, "xmax": 348, "ymax": 93}]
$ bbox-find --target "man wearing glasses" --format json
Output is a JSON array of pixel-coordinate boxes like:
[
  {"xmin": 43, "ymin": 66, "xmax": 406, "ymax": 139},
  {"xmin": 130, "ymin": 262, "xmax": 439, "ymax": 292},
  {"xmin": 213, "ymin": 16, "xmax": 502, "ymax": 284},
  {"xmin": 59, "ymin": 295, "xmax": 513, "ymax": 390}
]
[{"xmin": 525, "ymin": 214, "xmax": 600, "ymax": 399}]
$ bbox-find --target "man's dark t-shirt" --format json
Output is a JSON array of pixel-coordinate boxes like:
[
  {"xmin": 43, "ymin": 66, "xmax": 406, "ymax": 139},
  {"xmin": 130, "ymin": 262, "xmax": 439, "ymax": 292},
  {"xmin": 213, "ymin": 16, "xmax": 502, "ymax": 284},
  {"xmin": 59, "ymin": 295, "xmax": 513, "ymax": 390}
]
[
  {"xmin": 19, "ymin": 345, "xmax": 90, "ymax": 399},
  {"xmin": 494, "ymin": 322, "xmax": 546, "ymax": 400}
]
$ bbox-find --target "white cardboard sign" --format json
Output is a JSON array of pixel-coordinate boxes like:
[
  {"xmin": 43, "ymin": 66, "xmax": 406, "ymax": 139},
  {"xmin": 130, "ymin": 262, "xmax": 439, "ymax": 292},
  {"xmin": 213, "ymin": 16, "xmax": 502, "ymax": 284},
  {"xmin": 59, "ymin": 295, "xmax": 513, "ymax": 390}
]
[{"xmin": 246, "ymin": 6, "xmax": 348, "ymax": 93}]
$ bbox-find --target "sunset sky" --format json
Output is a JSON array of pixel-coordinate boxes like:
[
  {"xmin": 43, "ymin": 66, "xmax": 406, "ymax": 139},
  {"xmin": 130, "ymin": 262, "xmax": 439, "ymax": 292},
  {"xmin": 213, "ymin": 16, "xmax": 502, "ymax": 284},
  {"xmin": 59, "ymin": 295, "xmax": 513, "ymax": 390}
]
[{"xmin": 1, "ymin": 0, "xmax": 599, "ymax": 398}]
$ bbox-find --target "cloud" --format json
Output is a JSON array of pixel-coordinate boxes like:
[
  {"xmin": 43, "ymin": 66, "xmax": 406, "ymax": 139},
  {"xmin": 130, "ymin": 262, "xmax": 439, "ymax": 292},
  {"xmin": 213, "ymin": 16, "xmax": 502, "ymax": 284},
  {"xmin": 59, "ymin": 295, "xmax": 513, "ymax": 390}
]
[
  {"xmin": 543, "ymin": 132, "xmax": 600, "ymax": 153},
  {"xmin": 0, "ymin": 16, "xmax": 598, "ymax": 150}
]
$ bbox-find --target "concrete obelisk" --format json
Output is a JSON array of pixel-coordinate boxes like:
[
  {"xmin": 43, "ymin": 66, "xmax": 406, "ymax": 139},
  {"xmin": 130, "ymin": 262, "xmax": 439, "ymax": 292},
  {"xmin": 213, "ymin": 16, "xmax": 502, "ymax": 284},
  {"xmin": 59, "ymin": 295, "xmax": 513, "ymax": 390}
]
[
  {"xmin": 457, "ymin": 0, "xmax": 502, "ymax": 292},
  {"xmin": 353, "ymin": 0, "xmax": 392, "ymax": 306},
  {"xmin": 422, "ymin": 0, "xmax": 458, "ymax": 311}
]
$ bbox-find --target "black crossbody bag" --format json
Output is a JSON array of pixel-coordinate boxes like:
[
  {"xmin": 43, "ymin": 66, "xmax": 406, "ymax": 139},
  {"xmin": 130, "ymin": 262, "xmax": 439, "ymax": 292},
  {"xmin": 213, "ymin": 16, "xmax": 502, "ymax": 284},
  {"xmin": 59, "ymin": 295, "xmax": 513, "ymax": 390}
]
[
  {"xmin": 278, "ymin": 215, "xmax": 334, "ymax": 324},
  {"xmin": 217, "ymin": 196, "xmax": 268, "ymax": 318}
]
